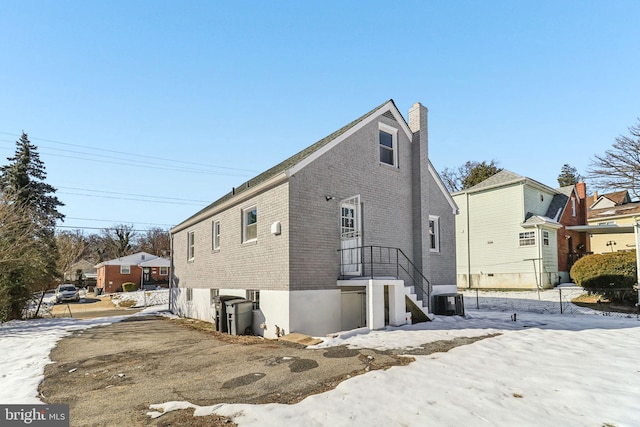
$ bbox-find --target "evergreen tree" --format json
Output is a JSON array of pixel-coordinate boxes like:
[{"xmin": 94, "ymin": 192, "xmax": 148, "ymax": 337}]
[
  {"xmin": 557, "ymin": 164, "xmax": 582, "ymax": 187},
  {"xmin": 0, "ymin": 132, "xmax": 64, "ymax": 320},
  {"xmin": 441, "ymin": 160, "xmax": 502, "ymax": 192}
]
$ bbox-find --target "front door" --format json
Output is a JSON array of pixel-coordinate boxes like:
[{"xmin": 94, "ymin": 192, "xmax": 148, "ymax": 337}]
[{"xmin": 340, "ymin": 195, "xmax": 362, "ymax": 275}]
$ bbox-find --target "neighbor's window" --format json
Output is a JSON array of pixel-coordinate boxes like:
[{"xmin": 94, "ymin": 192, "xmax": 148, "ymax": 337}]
[
  {"xmin": 187, "ymin": 231, "xmax": 195, "ymax": 260},
  {"xmin": 186, "ymin": 288, "xmax": 193, "ymax": 302},
  {"xmin": 120, "ymin": 265, "xmax": 130, "ymax": 274},
  {"xmin": 429, "ymin": 216, "xmax": 440, "ymax": 252},
  {"xmin": 246, "ymin": 289, "xmax": 260, "ymax": 309},
  {"xmin": 519, "ymin": 231, "xmax": 536, "ymax": 246},
  {"xmin": 543, "ymin": 230, "xmax": 550, "ymax": 246},
  {"xmin": 212, "ymin": 220, "xmax": 221, "ymax": 250},
  {"xmin": 379, "ymin": 123, "xmax": 398, "ymax": 167},
  {"xmin": 210, "ymin": 288, "xmax": 219, "ymax": 304},
  {"xmin": 243, "ymin": 206, "xmax": 257, "ymax": 242},
  {"xmin": 571, "ymin": 197, "xmax": 576, "ymax": 217},
  {"xmin": 159, "ymin": 267, "xmax": 168, "ymax": 275}
]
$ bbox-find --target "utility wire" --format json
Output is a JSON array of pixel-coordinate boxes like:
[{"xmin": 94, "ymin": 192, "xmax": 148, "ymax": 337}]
[
  {"xmin": 0, "ymin": 131, "xmax": 258, "ymax": 173},
  {"xmin": 56, "ymin": 186, "xmax": 210, "ymax": 203}
]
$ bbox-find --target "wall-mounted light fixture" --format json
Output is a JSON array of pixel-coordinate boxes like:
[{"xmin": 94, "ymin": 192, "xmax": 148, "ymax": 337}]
[{"xmin": 325, "ymin": 195, "xmax": 335, "ymax": 201}]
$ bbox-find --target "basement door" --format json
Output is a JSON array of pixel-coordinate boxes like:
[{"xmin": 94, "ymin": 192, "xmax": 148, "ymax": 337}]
[{"xmin": 340, "ymin": 195, "xmax": 362, "ymax": 276}]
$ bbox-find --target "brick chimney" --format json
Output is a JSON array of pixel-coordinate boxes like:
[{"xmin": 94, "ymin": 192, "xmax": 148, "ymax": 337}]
[{"xmin": 576, "ymin": 181, "xmax": 586, "ymax": 200}]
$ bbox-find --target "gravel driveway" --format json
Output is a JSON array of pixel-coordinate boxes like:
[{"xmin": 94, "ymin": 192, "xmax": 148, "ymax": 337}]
[{"xmin": 39, "ymin": 316, "xmax": 492, "ymax": 426}]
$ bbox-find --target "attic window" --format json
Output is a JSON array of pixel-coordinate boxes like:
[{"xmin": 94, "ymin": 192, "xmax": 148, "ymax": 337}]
[{"xmin": 379, "ymin": 123, "xmax": 398, "ymax": 167}]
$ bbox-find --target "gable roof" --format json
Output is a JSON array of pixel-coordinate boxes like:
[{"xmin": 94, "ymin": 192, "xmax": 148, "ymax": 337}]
[
  {"xmin": 95, "ymin": 252, "xmax": 158, "ymax": 268},
  {"xmin": 173, "ymin": 100, "xmax": 415, "ymax": 233},
  {"xmin": 588, "ymin": 201, "xmax": 640, "ymax": 221},
  {"xmin": 545, "ymin": 185, "xmax": 577, "ymax": 221},
  {"xmin": 589, "ymin": 190, "xmax": 631, "ymax": 209},
  {"xmin": 452, "ymin": 169, "xmax": 558, "ymax": 195},
  {"xmin": 139, "ymin": 257, "xmax": 170, "ymax": 268}
]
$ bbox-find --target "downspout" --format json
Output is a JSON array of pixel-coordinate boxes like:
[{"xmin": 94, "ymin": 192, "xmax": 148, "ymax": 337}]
[
  {"xmin": 169, "ymin": 232, "xmax": 174, "ymax": 313},
  {"xmin": 466, "ymin": 192, "xmax": 471, "ymax": 288},
  {"xmin": 537, "ymin": 224, "xmax": 543, "ymax": 289}
]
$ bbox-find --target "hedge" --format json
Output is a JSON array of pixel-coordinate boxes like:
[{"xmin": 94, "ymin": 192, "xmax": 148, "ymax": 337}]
[
  {"xmin": 570, "ymin": 251, "xmax": 637, "ymax": 303},
  {"xmin": 122, "ymin": 282, "xmax": 138, "ymax": 292}
]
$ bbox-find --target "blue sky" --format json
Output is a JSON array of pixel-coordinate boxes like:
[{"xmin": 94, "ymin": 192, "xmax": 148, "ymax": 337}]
[{"xmin": 1, "ymin": 1, "xmax": 639, "ymax": 232}]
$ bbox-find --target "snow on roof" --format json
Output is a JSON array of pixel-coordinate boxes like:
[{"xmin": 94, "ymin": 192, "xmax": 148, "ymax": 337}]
[{"xmin": 95, "ymin": 252, "xmax": 158, "ymax": 268}]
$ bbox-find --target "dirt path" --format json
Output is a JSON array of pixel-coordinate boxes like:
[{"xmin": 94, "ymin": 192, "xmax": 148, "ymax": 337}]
[{"xmin": 39, "ymin": 316, "xmax": 495, "ymax": 426}]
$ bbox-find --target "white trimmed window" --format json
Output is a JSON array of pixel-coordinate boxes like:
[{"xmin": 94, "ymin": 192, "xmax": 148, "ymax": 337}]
[
  {"xmin": 519, "ymin": 231, "xmax": 536, "ymax": 246},
  {"xmin": 243, "ymin": 206, "xmax": 257, "ymax": 243},
  {"xmin": 212, "ymin": 220, "xmax": 221, "ymax": 250},
  {"xmin": 246, "ymin": 289, "xmax": 260, "ymax": 310},
  {"xmin": 187, "ymin": 231, "xmax": 195, "ymax": 261},
  {"xmin": 378, "ymin": 123, "xmax": 398, "ymax": 167},
  {"xmin": 159, "ymin": 267, "xmax": 168, "ymax": 275},
  {"xmin": 571, "ymin": 197, "xmax": 576, "ymax": 217},
  {"xmin": 120, "ymin": 265, "xmax": 130, "ymax": 274},
  {"xmin": 186, "ymin": 288, "xmax": 193, "ymax": 302},
  {"xmin": 429, "ymin": 216, "xmax": 440, "ymax": 252},
  {"xmin": 543, "ymin": 230, "xmax": 550, "ymax": 246}
]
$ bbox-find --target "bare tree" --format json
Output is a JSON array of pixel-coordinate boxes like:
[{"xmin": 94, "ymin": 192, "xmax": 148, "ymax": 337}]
[
  {"xmin": 441, "ymin": 160, "xmax": 502, "ymax": 193},
  {"xmin": 101, "ymin": 224, "xmax": 137, "ymax": 259},
  {"xmin": 0, "ymin": 195, "xmax": 38, "ymax": 267},
  {"xmin": 138, "ymin": 227, "xmax": 170, "ymax": 257},
  {"xmin": 588, "ymin": 119, "xmax": 640, "ymax": 199},
  {"xmin": 55, "ymin": 230, "xmax": 88, "ymax": 280}
]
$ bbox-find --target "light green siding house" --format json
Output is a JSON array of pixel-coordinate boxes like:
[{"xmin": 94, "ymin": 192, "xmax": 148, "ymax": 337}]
[{"xmin": 453, "ymin": 170, "xmax": 562, "ymax": 289}]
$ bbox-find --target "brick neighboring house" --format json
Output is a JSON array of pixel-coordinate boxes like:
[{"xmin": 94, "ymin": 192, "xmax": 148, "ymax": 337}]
[
  {"xmin": 170, "ymin": 100, "xmax": 459, "ymax": 338},
  {"xmin": 96, "ymin": 252, "xmax": 170, "ymax": 293}
]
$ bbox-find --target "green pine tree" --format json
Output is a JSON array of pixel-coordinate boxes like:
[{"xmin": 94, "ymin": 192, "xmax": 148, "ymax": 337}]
[{"xmin": 0, "ymin": 132, "xmax": 64, "ymax": 320}]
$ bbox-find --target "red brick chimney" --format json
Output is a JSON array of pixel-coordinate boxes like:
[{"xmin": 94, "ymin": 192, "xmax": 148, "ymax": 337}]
[{"xmin": 576, "ymin": 181, "xmax": 586, "ymax": 200}]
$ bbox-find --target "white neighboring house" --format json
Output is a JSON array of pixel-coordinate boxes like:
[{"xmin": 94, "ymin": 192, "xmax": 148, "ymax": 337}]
[
  {"xmin": 452, "ymin": 170, "xmax": 571, "ymax": 289},
  {"xmin": 170, "ymin": 100, "xmax": 458, "ymax": 338}
]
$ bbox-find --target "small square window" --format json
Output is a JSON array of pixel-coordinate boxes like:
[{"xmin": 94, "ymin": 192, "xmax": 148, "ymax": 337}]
[
  {"xmin": 159, "ymin": 267, "xmax": 168, "ymax": 275},
  {"xmin": 243, "ymin": 207, "xmax": 257, "ymax": 243},
  {"xmin": 120, "ymin": 265, "xmax": 130, "ymax": 274}
]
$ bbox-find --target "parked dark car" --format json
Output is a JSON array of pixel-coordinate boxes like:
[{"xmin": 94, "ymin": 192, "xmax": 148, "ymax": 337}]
[{"xmin": 55, "ymin": 284, "xmax": 80, "ymax": 303}]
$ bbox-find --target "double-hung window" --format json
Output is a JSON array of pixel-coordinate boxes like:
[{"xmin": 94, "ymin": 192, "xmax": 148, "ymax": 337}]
[
  {"xmin": 379, "ymin": 123, "xmax": 398, "ymax": 167},
  {"xmin": 159, "ymin": 267, "xmax": 168, "ymax": 275},
  {"xmin": 187, "ymin": 231, "xmax": 195, "ymax": 261},
  {"xmin": 212, "ymin": 220, "xmax": 221, "ymax": 250},
  {"xmin": 429, "ymin": 216, "xmax": 440, "ymax": 252},
  {"xmin": 120, "ymin": 265, "xmax": 130, "ymax": 274},
  {"xmin": 543, "ymin": 230, "xmax": 550, "ymax": 246},
  {"xmin": 243, "ymin": 206, "xmax": 257, "ymax": 243},
  {"xmin": 519, "ymin": 231, "xmax": 536, "ymax": 246}
]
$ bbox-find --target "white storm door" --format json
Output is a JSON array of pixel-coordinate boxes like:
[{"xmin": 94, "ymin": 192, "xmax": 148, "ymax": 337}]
[{"xmin": 340, "ymin": 195, "xmax": 362, "ymax": 275}]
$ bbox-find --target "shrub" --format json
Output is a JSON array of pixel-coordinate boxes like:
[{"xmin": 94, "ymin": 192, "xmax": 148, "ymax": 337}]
[
  {"xmin": 570, "ymin": 251, "xmax": 637, "ymax": 304},
  {"xmin": 122, "ymin": 282, "xmax": 138, "ymax": 292}
]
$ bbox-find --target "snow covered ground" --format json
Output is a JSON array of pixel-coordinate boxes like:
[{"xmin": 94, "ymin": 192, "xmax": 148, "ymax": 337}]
[{"xmin": 1, "ymin": 290, "xmax": 639, "ymax": 426}]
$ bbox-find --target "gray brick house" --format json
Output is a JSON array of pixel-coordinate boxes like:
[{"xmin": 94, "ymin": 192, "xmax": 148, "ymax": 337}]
[{"xmin": 170, "ymin": 100, "xmax": 458, "ymax": 338}]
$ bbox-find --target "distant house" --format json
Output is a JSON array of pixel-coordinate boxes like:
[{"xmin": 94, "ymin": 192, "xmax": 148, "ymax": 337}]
[
  {"xmin": 452, "ymin": 170, "xmax": 588, "ymax": 289},
  {"xmin": 578, "ymin": 190, "xmax": 640, "ymax": 254},
  {"xmin": 170, "ymin": 100, "xmax": 458, "ymax": 338},
  {"xmin": 63, "ymin": 259, "xmax": 97, "ymax": 286},
  {"xmin": 96, "ymin": 252, "xmax": 170, "ymax": 293}
]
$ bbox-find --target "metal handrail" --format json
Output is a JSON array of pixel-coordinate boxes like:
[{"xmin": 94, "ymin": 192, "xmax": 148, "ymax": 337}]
[{"xmin": 338, "ymin": 245, "xmax": 431, "ymax": 308}]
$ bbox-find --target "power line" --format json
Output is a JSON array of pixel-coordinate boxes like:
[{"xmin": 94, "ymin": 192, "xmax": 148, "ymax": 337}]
[
  {"xmin": 56, "ymin": 186, "xmax": 210, "ymax": 203},
  {"xmin": 63, "ymin": 217, "xmax": 175, "ymax": 227},
  {"xmin": 55, "ymin": 224, "xmax": 170, "ymax": 232},
  {"xmin": 57, "ymin": 191, "xmax": 208, "ymax": 206},
  {"xmin": 0, "ymin": 131, "xmax": 258, "ymax": 173},
  {"xmin": 0, "ymin": 139, "xmax": 251, "ymax": 177}
]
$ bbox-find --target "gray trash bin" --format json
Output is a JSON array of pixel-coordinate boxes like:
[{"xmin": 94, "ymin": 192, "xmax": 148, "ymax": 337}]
[
  {"xmin": 213, "ymin": 295, "xmax": 238, "ymax": 333},
  {"xmin": 225, "ymin": 299, "xmax": 254, "ymax": 335}
]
